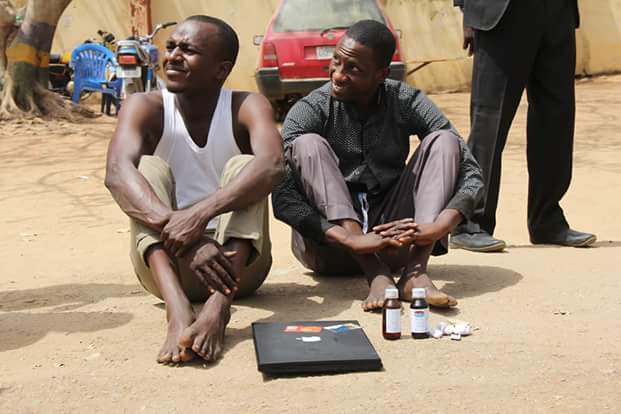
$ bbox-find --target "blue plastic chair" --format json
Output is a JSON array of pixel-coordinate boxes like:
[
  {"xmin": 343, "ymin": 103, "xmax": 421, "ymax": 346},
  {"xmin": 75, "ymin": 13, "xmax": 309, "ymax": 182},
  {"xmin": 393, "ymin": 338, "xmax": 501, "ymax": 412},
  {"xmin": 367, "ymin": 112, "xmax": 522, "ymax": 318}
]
[{"xmin": 70, "ymin": 43, "xmax": 121, "ymax": 114}]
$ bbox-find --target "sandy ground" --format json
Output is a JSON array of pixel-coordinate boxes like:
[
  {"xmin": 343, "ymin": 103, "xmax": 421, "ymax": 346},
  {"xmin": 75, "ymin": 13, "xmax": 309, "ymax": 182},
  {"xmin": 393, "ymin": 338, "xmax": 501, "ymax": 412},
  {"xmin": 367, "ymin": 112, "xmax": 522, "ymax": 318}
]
[{"xmin": 1, "ymin": 75, "xmax": 620, "ymax": 413}]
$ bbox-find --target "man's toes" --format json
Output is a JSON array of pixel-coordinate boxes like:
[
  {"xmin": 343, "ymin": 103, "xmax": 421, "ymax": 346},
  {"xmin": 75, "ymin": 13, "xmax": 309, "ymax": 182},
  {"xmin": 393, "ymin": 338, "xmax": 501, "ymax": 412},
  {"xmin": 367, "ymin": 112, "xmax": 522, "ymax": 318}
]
[
  {"xmin": 157, "ymin": 351, "xmax": 172, "ymax": 364},
  {"xmin": 362, "ymin": 298, "xmax": 382, "ymax": 312},
  {"xmin": 212, "ymin": 344, "xmax": 223, "ymax": 360},
  {"xmin": 191, "ymin": 333, "xmax": 207, "ymax": 355},
  {"xmin": 198, "ymin": 340, "xmax": 210, "ymax": 360},
  {"xmin": 180, "ymin": 325, "xmax": 198, "ymax": 348},
  {"xmin": 205, "ymin": 344, "xmax": 216, "ymax": 362},
  {"xmin": 171, "ymin": 349, "xmax": 181, "ymax": 364},
  {"xmin": 427, "ymin": 291, "xmax": 458, "ymax": 308},
  {"xmin": 179, "ymin": 347, "xmax": 195, "ymax": 362}
]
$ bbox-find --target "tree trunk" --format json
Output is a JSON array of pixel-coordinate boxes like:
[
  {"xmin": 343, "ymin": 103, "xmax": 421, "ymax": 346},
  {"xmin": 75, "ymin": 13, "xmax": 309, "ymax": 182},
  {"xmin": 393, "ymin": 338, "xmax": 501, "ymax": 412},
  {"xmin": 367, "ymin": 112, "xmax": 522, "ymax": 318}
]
[
  {"xmin": 0, "ymin": 0, "xmax": 73, "ymax": 119},
  {"xmin": 0, "ymin": 1, "xmax": 17, "ymax": 81}
]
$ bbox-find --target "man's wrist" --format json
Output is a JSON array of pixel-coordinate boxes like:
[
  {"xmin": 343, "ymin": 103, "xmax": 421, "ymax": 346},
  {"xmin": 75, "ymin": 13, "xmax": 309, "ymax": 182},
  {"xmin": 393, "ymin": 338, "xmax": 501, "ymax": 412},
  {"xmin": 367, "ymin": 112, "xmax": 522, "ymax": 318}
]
[
  {"xmin": 325, "ymin": 225, "xmax": 352, "ymax": 249},
  {"xmin": 149, "ymin": 209, "xmax": 172, "ymax": 230},
  {"xmin": 192, "ymin": 200, "xmax": 215, "ymax": 228}
]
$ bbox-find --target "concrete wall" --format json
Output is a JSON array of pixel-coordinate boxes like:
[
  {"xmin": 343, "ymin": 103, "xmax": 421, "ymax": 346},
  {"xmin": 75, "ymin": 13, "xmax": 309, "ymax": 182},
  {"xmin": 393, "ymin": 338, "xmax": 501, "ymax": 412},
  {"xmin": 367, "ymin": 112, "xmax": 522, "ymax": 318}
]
[
  {"xmin": 52, "ymin": 0, "xmax": 621, "ymax": 93},
  {"xmin": 52, "ymin": 0, "xmax": 131, "ymax": 55}
]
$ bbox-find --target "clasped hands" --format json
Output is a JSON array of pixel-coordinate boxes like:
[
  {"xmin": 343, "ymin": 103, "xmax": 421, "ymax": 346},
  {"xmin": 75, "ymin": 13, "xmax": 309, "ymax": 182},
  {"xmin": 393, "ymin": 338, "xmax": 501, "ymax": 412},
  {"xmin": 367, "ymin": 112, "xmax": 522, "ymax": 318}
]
[
  {"xmin": 158, "ymin": 207, "xmax": 238, "ymax": 296},
  {"xmin": 344, "ymin": 218, "xmax": 447, "ymax": 255}
]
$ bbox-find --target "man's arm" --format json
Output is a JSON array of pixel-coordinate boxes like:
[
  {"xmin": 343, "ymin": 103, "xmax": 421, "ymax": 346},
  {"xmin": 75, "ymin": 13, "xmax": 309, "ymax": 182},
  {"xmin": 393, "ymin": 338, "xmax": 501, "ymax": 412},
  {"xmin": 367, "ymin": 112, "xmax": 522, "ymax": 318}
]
[
  {"xmin": 453, "ymin": 0, "xmax": 475, "ymax": 55},
  {"xmin": 273, "ymin": 96, "xmax": 335, "ymax": 243},
  {"xmin": 104, "ymin": 92, "xmax": 169, "ymax": 231},
  {"xmin": 405, "ymin": 87, "xmax": 484, "ymax": 239}
]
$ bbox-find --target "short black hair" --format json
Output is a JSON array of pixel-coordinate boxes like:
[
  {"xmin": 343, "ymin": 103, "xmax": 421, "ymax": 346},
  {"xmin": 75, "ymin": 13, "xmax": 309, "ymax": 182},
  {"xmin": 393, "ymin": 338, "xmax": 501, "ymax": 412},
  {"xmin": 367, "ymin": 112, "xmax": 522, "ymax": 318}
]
[
  {"xmin": 345, "ymin": 20, "xmax": 395, "ymax": 68},
  {"xmin": 185, "ymin": 15, "xmax": 239, "ymax": 65}
]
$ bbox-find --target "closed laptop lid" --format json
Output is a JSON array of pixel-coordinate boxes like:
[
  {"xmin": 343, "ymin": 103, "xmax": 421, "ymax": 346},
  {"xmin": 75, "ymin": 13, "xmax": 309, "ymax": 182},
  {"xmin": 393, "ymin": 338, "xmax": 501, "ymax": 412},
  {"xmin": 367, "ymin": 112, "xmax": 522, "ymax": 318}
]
[{"xmin": 252, "ymin": 321, "xmax": 382, "ymax": 374}]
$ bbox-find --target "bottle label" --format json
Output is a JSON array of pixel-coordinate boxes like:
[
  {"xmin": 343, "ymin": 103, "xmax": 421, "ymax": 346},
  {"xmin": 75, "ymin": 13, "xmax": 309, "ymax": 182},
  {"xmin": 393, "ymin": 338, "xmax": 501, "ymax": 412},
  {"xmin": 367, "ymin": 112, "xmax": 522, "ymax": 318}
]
[
  {"xmin": 384, "ymin": 308, "xmax": 401, "ymax": 334},
  {"xmin": 410, "ymin": 308, "xmax": 428, "ymax": 333}
]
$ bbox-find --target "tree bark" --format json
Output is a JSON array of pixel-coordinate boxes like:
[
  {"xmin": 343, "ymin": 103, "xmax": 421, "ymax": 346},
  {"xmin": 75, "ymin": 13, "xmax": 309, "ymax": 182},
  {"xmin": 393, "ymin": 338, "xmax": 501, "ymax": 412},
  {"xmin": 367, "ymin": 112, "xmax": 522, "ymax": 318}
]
[
  {"xmin": 0, "ymin": 1, "xmax": 17, "ymax": 81},
  {"xmin": 0, "ymin": 0, "xmax": 73, "ymax": 119}
]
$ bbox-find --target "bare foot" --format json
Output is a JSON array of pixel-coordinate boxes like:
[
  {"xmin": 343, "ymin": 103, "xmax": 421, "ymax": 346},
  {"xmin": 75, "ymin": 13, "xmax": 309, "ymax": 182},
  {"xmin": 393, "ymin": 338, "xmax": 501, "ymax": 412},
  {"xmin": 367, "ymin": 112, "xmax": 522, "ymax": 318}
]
[
  {"xmin": 179, "ymin": 293, "xmax": 231, "ymax": 362},
  {"xmin": 397, "ymin": 271, "xmax": 457, "ymax": 308},
  {"xmin": 157, "ymin": 304, "xmax": 196, "ymax": 364},
  {"xmin": 362, "ymin": 275, "xmax": 396, "ymax": 312}
]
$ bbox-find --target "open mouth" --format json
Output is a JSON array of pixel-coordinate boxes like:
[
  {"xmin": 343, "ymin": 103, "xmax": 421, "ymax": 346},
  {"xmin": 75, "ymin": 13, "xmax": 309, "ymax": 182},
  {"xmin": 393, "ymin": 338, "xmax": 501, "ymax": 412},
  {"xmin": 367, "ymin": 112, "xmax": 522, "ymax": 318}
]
[{"xmin": 331, "ymin": 80, "xmax": 347, "ymax": 95}]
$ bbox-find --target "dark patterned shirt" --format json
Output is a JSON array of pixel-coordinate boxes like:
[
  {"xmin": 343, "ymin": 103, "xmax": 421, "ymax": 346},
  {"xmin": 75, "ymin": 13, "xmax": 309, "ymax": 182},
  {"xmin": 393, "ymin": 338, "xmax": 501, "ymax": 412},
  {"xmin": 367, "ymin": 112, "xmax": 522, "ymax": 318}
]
[{"xmin": 272, "ymin": 79, "xmax": 483, "ymax": 243}]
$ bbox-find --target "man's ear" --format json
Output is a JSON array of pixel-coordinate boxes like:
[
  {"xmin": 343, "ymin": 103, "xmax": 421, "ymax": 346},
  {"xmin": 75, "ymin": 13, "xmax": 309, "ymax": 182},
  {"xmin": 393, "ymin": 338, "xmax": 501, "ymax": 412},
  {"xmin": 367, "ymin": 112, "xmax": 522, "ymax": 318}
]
[
  {"xmin": 216, "ymin": 61, "xmax": 234, "ymax": 82},
  {"xmin": 376, "ymin": 66, "xmax": 390, "ymax": 83}
]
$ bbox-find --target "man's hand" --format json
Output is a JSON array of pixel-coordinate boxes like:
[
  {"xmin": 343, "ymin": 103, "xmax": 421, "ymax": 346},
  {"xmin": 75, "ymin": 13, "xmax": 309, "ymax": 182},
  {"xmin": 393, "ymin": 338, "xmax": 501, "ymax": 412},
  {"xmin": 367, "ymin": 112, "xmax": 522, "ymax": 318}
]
[
  {"xmin": 373, "ymin": 218, "xmax": 418, "ymax": 246},
  {"xmin": 343, "ymin": 232, "xmax": 403, "ymax": 255},
  {"xmin": 161, "ymin": 206, "xmax": 211, "ymax": 257},
  {"xmin": 188, "ymin": 239, "xmax": 238, "ymax": 296},
  {"xmin": 412, "ymin": 222, "xmax": 448, "ymax": 246},
  {"xmin": 463, "ymin": 24, "xmax": 475, "ymax": 56}
]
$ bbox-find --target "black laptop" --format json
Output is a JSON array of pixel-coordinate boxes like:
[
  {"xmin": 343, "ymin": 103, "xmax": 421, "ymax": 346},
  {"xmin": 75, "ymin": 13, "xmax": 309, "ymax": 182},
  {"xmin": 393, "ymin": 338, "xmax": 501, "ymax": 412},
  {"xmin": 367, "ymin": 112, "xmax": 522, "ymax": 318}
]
[{"xmin": 251, "ymin": 320, "xmax": 382, "ymax": 375}]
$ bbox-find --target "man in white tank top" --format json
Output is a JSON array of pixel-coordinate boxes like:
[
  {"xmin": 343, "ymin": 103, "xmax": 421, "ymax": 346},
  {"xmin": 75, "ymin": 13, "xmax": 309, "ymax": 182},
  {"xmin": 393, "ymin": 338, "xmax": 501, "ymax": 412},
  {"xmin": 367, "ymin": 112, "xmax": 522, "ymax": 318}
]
[{"xmin": 105, "ymin": 16, "xmax": 283, "ymax": 365}]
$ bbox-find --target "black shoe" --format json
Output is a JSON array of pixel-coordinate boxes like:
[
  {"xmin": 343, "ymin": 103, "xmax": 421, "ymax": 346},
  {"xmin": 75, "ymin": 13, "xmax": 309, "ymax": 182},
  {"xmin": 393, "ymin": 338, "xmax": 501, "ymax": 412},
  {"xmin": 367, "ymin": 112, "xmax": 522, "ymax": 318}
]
[
  {"xmin": 450, "ymin": 231, "xmax": 506, "ymax": 252},
  {"xmin": 531, "ymin": 229, "xmax": 596, "ymax": 247}
]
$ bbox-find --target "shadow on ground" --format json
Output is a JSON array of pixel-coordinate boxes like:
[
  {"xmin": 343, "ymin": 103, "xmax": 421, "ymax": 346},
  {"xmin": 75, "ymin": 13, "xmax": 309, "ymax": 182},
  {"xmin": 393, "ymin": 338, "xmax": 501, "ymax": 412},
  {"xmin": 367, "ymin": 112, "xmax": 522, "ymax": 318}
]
[
  {"xmin": 188, "ymin": 263, "xmax": 522, "ymax": 365},
  {"xmin": 431, "ymin": 264, "xmax": 523, "ymax": 300},
  {"xmin": 507, "ymin": 240, "xmax": 619, "ymax": 249},
  {"xmin": 0, "ymin": 283, "xmax": 143, "ymax": 352}
]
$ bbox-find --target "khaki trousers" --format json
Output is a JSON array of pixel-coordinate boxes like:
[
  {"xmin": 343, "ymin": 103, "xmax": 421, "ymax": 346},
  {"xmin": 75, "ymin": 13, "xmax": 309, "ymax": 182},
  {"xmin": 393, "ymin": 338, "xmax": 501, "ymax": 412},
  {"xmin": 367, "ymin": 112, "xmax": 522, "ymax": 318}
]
[{"xmin": 129, "ymin": 155, "xmax": 272, "ymax": 301}]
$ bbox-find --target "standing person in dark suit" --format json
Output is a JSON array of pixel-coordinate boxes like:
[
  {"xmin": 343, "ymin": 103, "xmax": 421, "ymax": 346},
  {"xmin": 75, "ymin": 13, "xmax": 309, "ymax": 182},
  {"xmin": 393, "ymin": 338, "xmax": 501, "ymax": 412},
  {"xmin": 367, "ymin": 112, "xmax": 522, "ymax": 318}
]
[{"xmin": 450, "ymin": 0, "xmax": 596, "ymax": 252}]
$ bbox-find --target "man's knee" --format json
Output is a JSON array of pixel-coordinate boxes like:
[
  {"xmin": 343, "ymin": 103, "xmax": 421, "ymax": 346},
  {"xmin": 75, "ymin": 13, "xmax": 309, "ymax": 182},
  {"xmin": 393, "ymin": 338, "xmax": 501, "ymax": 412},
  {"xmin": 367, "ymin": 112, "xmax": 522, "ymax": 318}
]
[
  {"xmin": 419, "ymin": 131, "xmax": 461, "ymax": 168},
  {"xmin": 220, "ymin": 154, "xmax": 254, "ymax": 186},
  {"xmin": 137, "ymin": 155, "xmax": 173, "ymax": 185},
  {"xmin": 429, "ymin": 130, "xmax": 461, "ymax": 158},
  {"xmin": 288, "ymin": 133, "xmax": 333, "ymax": 165}
]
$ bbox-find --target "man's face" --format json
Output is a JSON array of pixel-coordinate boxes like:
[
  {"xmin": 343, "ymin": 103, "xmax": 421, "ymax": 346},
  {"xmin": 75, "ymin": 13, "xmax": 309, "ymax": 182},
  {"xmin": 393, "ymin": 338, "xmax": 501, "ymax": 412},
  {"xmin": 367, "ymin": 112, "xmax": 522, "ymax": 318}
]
[
  {"xmin": 163, "ymin": 20, "xmax": 231, "ymax": 93},
  {"xmin": 329, "ymin": 36, "xmax": 388, "ymax": 104}
]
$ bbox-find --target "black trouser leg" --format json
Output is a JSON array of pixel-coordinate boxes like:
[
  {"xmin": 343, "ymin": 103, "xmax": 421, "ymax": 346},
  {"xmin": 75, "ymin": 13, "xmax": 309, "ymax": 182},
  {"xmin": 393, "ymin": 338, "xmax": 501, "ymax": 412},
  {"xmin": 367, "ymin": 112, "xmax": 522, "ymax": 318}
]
[
  {"xmin": 460, "ymin": 0, "xmax": 544, "ymax": 235},
  {"xmin": 525, "ymin": 0, "xmax": 576, "ymax": 240}
]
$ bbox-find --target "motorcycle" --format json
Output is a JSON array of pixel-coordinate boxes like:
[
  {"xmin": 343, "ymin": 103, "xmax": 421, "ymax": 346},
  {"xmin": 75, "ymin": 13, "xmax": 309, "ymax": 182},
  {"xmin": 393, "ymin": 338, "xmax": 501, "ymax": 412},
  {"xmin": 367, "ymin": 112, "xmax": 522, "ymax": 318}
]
[
  {"xmin": 115, "ymin": 21, "xmax": 176, "ymax": 98},
  {"xmin": 48, "ymin": 52, "xmax": 72, "ymax": 97}
]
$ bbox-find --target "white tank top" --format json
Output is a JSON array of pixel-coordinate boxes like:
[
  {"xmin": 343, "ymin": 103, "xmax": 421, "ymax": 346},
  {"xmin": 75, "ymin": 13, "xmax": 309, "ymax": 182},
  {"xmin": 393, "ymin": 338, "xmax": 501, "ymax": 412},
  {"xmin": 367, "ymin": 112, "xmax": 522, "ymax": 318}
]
[{"xmin": 155, "ymin": 88, "xmax": 241, "ymax": 229}]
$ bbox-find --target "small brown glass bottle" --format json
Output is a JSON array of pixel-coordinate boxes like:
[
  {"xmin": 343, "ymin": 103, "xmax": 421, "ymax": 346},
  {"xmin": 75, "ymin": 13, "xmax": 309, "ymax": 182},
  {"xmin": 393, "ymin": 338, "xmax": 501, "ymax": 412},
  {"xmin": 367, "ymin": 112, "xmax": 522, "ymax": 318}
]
[
  {"xmin": 410, "ymin": 288, "xmax": 429, "ymax": 339},
  {"xmin": 382, "ymin": 288, "xmax": 401, "ymax": 340}
]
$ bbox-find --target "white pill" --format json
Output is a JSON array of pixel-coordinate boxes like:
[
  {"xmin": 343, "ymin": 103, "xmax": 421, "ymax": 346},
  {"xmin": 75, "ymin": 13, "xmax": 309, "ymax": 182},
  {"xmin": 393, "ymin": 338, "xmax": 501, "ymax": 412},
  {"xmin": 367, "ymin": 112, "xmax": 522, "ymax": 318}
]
[
  {"xmin": 454, "ymin": 323, "xmax": 472, "ymax": 336},
  {"xmin": 431, "ymin": 328, "xmax": 444, "ymax": 339}
]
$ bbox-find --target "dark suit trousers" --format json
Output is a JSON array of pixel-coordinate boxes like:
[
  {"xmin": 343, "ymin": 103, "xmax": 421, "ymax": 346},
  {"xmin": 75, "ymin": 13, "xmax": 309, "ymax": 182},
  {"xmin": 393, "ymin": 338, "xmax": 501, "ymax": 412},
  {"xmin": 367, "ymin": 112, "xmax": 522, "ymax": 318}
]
[{"xmin": 459, "ymin": 0, "xmax": 577, "ymax": 240}]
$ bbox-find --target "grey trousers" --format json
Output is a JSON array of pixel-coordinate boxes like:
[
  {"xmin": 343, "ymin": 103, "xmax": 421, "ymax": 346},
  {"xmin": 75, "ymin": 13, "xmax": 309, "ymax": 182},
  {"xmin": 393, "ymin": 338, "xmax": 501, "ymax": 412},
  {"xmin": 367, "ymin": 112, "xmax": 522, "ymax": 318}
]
[{"xmin": 287, "ymin": 131, "xmax": 461, "ymax": 275}]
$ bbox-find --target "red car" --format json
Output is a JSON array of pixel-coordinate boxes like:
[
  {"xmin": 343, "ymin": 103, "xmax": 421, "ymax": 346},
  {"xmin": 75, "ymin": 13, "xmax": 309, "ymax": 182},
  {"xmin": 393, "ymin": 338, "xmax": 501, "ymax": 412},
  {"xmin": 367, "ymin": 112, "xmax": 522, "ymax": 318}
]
[{"xmin": 254, "ymin": 0, "xmax": 406, "ymax": 119}]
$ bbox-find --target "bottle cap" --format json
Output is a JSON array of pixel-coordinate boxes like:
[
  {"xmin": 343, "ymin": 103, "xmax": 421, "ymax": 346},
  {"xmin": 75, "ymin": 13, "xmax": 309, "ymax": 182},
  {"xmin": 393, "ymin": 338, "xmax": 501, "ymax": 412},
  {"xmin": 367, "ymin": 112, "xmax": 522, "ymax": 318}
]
[
  {"xmin": 384, "ymin": 287, "xmax": 399, "ymax": 299},
  {"xmin": 411, "ymin": 288, "xmax": 426, "ymax": 299}
]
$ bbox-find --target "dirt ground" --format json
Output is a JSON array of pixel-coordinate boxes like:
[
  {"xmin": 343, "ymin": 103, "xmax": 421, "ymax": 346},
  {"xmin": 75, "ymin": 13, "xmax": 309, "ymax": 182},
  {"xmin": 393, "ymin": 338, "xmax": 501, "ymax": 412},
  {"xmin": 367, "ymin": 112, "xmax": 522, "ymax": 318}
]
[{"xmin": 1, "ymin": 75, "xmax": 620, "ymax": 413}]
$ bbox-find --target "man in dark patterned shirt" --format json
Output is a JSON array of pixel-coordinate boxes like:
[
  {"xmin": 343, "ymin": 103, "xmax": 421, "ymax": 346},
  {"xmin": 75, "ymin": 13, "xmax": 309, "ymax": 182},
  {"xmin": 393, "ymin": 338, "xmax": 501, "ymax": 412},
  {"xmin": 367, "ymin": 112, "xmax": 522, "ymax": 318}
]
[{"xmin": 272, "ymin": 20, "xmax": 484, "ymax": 310}]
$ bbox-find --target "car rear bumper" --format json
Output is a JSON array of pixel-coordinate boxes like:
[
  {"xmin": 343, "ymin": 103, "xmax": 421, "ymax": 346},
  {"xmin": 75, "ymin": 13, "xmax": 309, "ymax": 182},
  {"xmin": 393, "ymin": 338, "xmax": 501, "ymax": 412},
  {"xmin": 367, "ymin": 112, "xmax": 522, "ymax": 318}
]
[
  {"xmin": 255, "ymin": 68, "xmax": 328, "ymax": 100},
  {"xmin": 256, "ymin": 61, "xmax": 407, "ymax": 101}
]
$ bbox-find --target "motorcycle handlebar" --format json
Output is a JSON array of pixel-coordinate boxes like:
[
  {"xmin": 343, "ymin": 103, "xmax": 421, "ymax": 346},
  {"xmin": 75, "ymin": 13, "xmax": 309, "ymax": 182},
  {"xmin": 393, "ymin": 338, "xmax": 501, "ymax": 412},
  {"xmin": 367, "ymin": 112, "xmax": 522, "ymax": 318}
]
[{"xmin": 145, "ymin": 21, "xmax": 177, "ymax": 41}]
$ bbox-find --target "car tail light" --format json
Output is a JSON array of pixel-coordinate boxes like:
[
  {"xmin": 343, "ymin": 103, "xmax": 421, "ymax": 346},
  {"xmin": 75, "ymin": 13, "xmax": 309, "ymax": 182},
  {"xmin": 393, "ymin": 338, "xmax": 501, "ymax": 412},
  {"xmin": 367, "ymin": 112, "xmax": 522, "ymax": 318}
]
[
  {"xmin": 261, "ymin": 42, "xmax": 278, "ymax": 67},
  {"xmin": 119, "ymin": 55, "xmax": 138, "ymax": 65}
]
